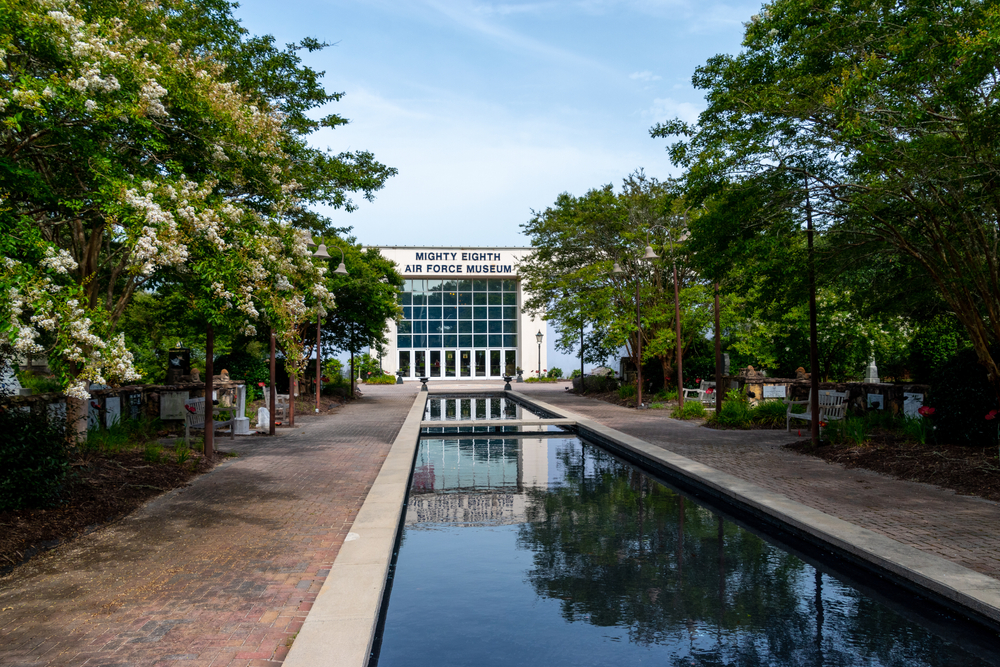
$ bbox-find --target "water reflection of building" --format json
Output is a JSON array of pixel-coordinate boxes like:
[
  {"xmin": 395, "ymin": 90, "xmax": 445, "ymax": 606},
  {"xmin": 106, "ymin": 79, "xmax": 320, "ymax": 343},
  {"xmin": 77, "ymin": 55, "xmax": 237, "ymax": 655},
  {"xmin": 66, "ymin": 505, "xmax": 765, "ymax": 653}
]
[
  {"xmin": 422, "ymin": 396, "xmax": 539, "ymax": 422},
  {"xmin": 406, "ymin": 436, "xmax": 549, "ymax": 527}
]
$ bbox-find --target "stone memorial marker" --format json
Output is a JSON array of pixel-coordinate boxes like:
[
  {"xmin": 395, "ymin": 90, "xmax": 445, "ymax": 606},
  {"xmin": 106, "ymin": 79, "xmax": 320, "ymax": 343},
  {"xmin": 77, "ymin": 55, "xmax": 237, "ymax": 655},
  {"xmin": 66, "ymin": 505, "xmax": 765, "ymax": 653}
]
[
  {"xmin": 762, "ymin": 384, "xmax": 786, "ymax": 399},
  {"xmin": 0, "ymin": 364, "xmax": 24, "ymax": 396},
  {"xmin": 105, "ymin": 396, "xmax": 121, "ymax": 428},
  {"xmin": 867, "ymin": 393, "xmax": 884, "ymax": 410},
  {"xmin": 257, "ymin": 406, "xmax": 270, "ymax": 430},
  {"xmin": 233, "ymin": 384, "xmax": 251, "ymax": 435},
  {"xmin": 863, "ymin": 357, "xmax": 880, "ymax": 384},
  {"xmin": 160, "ymin": 390, "xmax": 189, "ymax": 420},
  {"xmin": 87, "ymin": 383, "xmax": 108, "ymax": 429},
  {"xmin": 904, "ymin": 392, "xmax": 924, "ymax": 418}
]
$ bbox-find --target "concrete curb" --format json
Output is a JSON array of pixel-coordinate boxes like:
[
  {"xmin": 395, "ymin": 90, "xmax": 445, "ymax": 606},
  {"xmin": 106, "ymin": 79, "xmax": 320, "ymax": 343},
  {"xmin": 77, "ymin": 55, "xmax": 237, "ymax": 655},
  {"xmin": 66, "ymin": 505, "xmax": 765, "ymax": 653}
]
[
  {"xmin": 282, "ymin": 391, "xmax": 426, "ymax": 667},
  {"xmin": 508, "ymin": 390, "xmax": 1000, "ymax": 629}
]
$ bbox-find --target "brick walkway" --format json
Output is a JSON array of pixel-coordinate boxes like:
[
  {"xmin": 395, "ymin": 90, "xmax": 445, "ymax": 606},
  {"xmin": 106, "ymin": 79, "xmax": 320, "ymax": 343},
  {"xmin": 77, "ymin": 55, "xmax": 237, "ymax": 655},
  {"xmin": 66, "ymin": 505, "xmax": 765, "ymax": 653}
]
[
  {"xmin": 516, "ymin": 384, "xmax": 1000, "ymax": 580},
  {"xmin": 0, "ymin": 385, "xmax": 417, "ymax": 667}
]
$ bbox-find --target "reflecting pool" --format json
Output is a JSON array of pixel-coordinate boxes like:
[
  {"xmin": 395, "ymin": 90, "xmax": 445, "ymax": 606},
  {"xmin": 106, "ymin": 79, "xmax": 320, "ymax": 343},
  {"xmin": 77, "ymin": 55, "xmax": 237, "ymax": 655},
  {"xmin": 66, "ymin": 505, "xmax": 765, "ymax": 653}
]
[{"xmin": 373, "ymin": 435, "xmax": 1000, "ymax": 666}]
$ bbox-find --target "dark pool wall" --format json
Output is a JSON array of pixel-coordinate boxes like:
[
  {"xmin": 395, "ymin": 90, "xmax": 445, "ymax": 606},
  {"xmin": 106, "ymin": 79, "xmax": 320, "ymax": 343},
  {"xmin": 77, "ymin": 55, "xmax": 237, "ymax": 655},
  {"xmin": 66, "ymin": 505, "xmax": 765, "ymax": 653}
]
[{"xmin": 373, "ymin": 436, "xmax": 999, "ymax": 667}]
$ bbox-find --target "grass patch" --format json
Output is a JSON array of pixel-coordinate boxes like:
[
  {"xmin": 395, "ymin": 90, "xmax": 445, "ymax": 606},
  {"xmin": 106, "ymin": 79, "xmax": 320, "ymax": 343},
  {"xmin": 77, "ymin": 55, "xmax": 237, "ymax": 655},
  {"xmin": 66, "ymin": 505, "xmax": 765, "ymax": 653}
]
[{"xmin": 671, "ymin": 400, "xmax": 706, "ymax": 420}]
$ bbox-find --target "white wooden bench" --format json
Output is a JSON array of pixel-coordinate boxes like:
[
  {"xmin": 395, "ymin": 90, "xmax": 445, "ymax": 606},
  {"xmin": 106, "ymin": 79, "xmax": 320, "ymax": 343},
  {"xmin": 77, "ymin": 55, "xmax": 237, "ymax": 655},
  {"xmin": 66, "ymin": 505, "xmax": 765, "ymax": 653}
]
[
  {"xmin": 786, "ymin": 389, "xmax": 848, "ymax": 433},
  {"xmin": 262, "ymin": 391, "xmax": 289, "ymax": 422},
  {"xmin": 683, "ymin": 380, "xmax": 716, "ymax": 406},
  {"xmin": 184, "ymin": 397, "xmax": 236, "ymax": 446}
]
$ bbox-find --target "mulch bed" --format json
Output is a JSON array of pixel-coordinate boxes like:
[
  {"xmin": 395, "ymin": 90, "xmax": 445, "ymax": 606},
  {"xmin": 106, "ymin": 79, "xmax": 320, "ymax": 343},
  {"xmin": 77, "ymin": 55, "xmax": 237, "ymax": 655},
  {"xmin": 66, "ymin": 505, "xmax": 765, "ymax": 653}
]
[
  {"xmin": 0, "ymin": 447, "xmax": 227, "ymax": 572},
  {"xmin": 785, "ymin": 436, "xmax": 1000, "ymax": 502}
]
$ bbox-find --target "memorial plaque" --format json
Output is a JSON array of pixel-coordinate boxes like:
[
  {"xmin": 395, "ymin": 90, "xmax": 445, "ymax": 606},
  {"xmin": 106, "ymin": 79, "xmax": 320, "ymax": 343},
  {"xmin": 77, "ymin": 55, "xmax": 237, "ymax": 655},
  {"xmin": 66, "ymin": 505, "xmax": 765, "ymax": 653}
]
[
  {"xmin": 160, "ymin": 391, "xmax": 189, "ymax": 420},
  {"xmin": 105, "ymin": 396, "xmax": 121, "ymax": 428},
  {"xmin": 867, "ymin": 393, "xmax": 884, "ymax": 410},
  {"xmin": 0, "ymin": 364, "xmax": 22, "ymax": 395},
  {"xmin": 88, "ymin": 400, "xmax": 101, "ymax": 429},
  {"xmin": 903, "ymin": 392, "xmax": 924, "ymax": 418},
  {"xmin": 762, "ymin": 385, "xmax": 786, "ymax": 399}
]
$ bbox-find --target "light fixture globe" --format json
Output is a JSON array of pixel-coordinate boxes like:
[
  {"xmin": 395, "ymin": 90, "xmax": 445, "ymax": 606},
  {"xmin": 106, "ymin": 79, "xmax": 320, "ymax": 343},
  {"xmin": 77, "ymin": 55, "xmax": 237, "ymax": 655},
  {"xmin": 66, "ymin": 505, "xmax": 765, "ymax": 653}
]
[
  {"xmin": 612, "ymin": 262, "xmax": 624, "ymax": 274},
  {"xmin": 535, "ymin": 330, "xmax": 543, "ymax": 344},
  {"xmin": 313, "ymin": 243, "xmax": 331, "ymax": 260},
  {"xmin": 643, "ymin": 245, "xmax": 659, "ymax": 260},
  {"xmin": 334, "ymin": 262, "xmax": 349, "ymax": 276}
]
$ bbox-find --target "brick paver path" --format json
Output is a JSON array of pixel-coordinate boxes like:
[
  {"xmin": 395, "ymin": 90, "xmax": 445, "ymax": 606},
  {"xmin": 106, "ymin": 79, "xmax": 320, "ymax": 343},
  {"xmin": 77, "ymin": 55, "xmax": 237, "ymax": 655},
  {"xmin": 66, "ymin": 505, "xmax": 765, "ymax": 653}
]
[
  {"xmin": 515, "ymin": 383, "xmax": 1000, "ymax": 580},
  {"xmin": 0, "ymin": 385, "xmax": 416, "ymax": 667}
]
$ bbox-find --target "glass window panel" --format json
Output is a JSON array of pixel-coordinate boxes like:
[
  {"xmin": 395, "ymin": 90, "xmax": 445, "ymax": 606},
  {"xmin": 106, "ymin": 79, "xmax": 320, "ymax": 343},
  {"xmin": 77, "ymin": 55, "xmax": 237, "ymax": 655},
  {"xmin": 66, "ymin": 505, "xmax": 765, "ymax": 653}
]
[
  {"xmin": 474, "ymin": 334, "xmax": 487, "ymax": 347},
  {"xmin": 488, "ymin": 292, "xmax": 502, "ymax": 306},
  {"xmin": 427, "ymin": 279, "xmax": 443, "ymax": 291},
  {"xmin": 397, "ymin": 335, "xmax": 411, "ymax": 348},
  {"xmin": 442, "ymin": 306, "xmax": 457, "ymax": 320},
  {"xmin": 429, "ymin": 321, "xmax": 443, "ymax": 334},
  {"xmin": 415, "ymin": 350, "xmax": 426, "ymax": 376},
  {"xmin": 398, "ymin": 321, "xmax": 412, "ymax": 334},
  {"xmin": 489, "ymin": 334, "xmax": 502, "ymax": 347},
  {"xmin": 488, "ymin": 306, "xmax": 502, "ymax": 319},
  {"xmin": 473, "ymin": 321, "xmax": 487, "ymax": 333},
  {"xmin": 428, "ymin": 292, "xmax": 443, "ymax": 306},
  {"xmin": 503, "ymin": 306, "xmax": 517, "ymax": 320},
  {"xmin": 430, "ymin": 350, "xmax": 441, "ymax": 377},
  {"xmin": 488, "ymin": 320, "xmax": 503, "ymax": 334},
  {"xmin": 442, "ymin": 279, "xmax": 458, "ymax": 291},
  {"xmin": 413, "ymin": 321, "xmax": 427, "ymax": 334},
  {"xmin": 475, "ymin": 350, "xmax": 486, "ymax": 376},
  {"xmin": 473, "ymin": 279, "xmax": 488, "ymax": 291},
  {"xmin": 505, "ymin": 350, "xmax": 516, "ymax": 375},
  {"xmin": 458, "ymin": 279, "xmax": 472, "ymax": 290},
  {"xmin": 473, "ymin": 293, "xmax": 488, "ymax": 305},
  {"xmin": 412, "ymin": 306, "xmax": 427, "ymax": 319},
  {"xmin": 442, "ymin": 321, "xmax": 456, "ymax": 334},
  {"xmin": 428, "ymin": 335, "xmax": 442, "ymax": 347},
  {"xmin": 398, "ymin": 292, "xmax": 412, "ymax": 305},
  {"xmin": 460, "ymin": 350, "xmax": 472, "ymax": 377},
  {"xmin": 403, "ymin": 306, "xmax": 412, "ymax": 319},
  {"xmin": 458, "ymin": 321, "xmax": 472, "ymax": 333},
  {"xmin": 428, "ymin": 306, "xmax": 441, "ymax": 319},
  {"xmin": 443, "ymin": 335, "xmax": 457, "ymax": 347},
  {"xmin": 413, "ymin": 335, "xmax": 427, "ymax": 348},
  {"xmin": 404, "ymin": 279, "xmax": 416, "ymax": 291},
  {"xmin": 490, "ymin": 350, "xmax": 501, "ymax": 375},
  {"xmin": 502, "ymin": 279, "xmax": 517, "ymax": 292},
  {"xmin": 459, "ymin": 334, "xmax": 472, "ymax": 347},
  {"xmin": 458, "ymin": 292, "xmax": 473, "ymax": 306},
  {"xmin": 488, "ymin": 280, "xmax": 503, "ymax": 292},
  {"xmin": 442, "ymin": 291, "xmax": 457, "ymax": 305},
  {"xmin": 503, "ymin": 320, "xmax": 517, "ymax": 333},
  {"xmin": 503, "ymin": 334, "xmax": 517, "ymax": 348},
  {"xmin": 502, "ymin": 292, "xmax": 516, "ymax": 305},
  {"xmin": 412, "ymin": 293, "xmax": 426, "ymax": 306},
  {"xmin": 399, "ymin": 351, "xmax": 411, "ymax": 376},
  {"xmin": 474, "ymin": 306, "xmax": 488, "ymax": 320},
  {"xmin": 458, "ymin": 306, "xmax": 473, "ymax": 320},
  {"xmin": 444, "ymin": 350, "xmax": 456, "ymax": 377}
]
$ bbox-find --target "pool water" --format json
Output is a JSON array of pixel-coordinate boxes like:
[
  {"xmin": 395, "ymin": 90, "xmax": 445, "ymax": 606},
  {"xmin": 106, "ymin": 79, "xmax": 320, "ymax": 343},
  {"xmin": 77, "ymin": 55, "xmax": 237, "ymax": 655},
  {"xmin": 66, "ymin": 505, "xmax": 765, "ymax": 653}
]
[{"xmin": 372, "ymin": 435, "xmax": 1000, "ymax": 666}]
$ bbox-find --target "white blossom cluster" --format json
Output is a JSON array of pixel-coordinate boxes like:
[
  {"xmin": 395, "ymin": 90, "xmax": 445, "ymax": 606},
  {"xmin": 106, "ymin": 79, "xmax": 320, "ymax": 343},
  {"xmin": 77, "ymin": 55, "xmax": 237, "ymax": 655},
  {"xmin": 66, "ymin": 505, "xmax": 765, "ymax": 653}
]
[{"xmin": 40, "ymin": 247, "xmax": 78, "ymax": 274}]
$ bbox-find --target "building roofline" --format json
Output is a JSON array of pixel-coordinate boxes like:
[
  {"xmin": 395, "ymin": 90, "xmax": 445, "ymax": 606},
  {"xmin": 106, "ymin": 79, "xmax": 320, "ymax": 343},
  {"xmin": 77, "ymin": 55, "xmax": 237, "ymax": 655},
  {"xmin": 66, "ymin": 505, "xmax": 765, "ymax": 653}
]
[{"xmin": 366, "ymin": 245, "xmax": 533, "ymax": 250}]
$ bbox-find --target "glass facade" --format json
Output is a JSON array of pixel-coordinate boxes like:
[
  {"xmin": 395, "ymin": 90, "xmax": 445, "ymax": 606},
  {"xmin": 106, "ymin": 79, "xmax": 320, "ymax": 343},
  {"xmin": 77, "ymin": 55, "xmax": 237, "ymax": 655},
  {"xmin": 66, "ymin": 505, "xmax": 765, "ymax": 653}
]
[{"xmin": 397, "ymin": 278, "xmax": 519, "ymax": 378}]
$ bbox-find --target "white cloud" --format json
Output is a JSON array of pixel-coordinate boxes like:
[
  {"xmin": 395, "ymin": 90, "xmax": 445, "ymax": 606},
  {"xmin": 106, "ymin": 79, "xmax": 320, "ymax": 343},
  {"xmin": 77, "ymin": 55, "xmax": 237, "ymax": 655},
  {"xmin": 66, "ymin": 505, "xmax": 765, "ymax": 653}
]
[
  {"xmin": 629, "ymin": 70, "xmax": 662, "ymax": 82},
  {"xmin": 646, "ymin": 97, "xmax": 702, "ymax": 125}
]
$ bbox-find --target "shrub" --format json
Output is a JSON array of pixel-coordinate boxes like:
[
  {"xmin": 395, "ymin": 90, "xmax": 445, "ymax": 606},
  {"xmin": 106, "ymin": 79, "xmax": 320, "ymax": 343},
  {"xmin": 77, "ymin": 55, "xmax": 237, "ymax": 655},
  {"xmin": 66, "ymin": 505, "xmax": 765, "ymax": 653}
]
[
  {"xmin": 749, "ymin": 399, "xmax": 788, "ymax": 428},
  {"xmin": 671, "ymin": 400, "xmax": 706, "ymax": 420},
  {"xmin": 15, "ymin": 371, "xmax": 62, "ymax": 394},
  {"xmin": 547, "ymin": 367, "xmax": 563, "ymax": 379},
  {"xmin": 929, "ymin": 345, "xmax": 1000, "ymax": 447},
  {"xmin": 574, "ymin": 374, "xmax": 620, "ymax": 393},
  {"xmin": 84, "ymin": 417, "xmax": 162, "ymax": 454},
  {"xmin": 618, "ymin": 384, "xmax": 637, "ymax": 400},
  {"xmin": 570, "ymin": 369, "xmax": 582, "ymax": 379},
  {"xmin": 213, "ymin": 351, "xmax": 269, "ymax": 402},
  {"xmin": 711, "ymin": 390, "xmax": 753, "ymax": 427},
  {"xmin": 364, "ymin": 373, "xmax": 398, "ymax": 385},
  {"xmin": 0, "ymin": 407, "xmax": 71, "ymax": 511}
]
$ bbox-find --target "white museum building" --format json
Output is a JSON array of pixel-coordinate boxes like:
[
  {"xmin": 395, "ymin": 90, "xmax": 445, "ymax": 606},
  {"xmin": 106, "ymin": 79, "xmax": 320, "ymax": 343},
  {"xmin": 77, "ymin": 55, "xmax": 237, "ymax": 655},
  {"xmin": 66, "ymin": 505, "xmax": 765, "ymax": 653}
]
[{"xmin": 370, "ymin": 247, "xmax": 547, "ymax": 381}]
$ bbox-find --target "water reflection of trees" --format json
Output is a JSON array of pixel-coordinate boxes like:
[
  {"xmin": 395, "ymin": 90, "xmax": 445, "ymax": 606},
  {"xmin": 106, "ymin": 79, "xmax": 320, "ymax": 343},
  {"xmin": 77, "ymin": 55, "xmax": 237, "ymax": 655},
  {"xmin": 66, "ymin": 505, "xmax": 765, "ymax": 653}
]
[{"xmin": 517, "ymin": 441, "xmax": 983, "ymax": 666}]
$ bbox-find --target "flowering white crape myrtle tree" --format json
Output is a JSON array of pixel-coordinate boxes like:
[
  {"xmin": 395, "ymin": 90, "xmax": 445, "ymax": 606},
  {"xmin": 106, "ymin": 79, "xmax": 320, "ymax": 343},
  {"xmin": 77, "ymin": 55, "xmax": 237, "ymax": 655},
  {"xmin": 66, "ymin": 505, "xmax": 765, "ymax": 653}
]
[{"xmin": 1, "ymin": 0, "xmax": 385, "ymax": 399}]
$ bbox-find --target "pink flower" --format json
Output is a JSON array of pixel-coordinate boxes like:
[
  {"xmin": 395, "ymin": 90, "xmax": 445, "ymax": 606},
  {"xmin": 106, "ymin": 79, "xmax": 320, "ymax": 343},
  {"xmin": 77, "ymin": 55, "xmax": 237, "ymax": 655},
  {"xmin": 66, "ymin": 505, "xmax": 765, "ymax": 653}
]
[
  {"xmin": 986, "ymin": 410, "xmax": 998, "ymax": 421},
  {"xmin": 184, "ymin": 404, "xmax": 196, "ymax": 414},
  {"xmin": 258, "ymin": 382, "xmax": 265, "ymax": 387},
  {"xmin": 917, "ymin": 406, "xmax": 935, "ymax": 417}
]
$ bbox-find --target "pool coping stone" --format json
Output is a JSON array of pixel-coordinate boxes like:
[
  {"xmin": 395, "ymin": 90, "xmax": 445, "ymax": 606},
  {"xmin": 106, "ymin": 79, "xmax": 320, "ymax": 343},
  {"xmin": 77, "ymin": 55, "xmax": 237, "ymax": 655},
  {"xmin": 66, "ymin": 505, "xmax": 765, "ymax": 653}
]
[
  {"xmin": 282, "ymin": 390, "xmax": 427, "ymax": 667},
  {"xmin": 509, "ymin": 390, "xmax": 1000, "ymax": 630}
]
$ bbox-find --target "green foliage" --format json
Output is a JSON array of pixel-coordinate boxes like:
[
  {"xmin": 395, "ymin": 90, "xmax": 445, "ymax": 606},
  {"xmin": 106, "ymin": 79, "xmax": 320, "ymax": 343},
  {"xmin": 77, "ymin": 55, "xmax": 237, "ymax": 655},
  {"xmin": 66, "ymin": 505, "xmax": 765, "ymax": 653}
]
[
  {"xmin": 547, "ymin": 367, "xmax": 564, "ymax": 379},
  {"xmin": 649, "ymin": 402, "xmax": 667, "ymax": 410},
  {"xmin": 711, "ymin": 390, "xmax": 753, "ymax": 427},
  {"xmin": 826, "ymin": 418, "xmax": 868, "ymax": 446},
  {"xmin": 355, "ymin": 353, "xmax": 383, "ymax": 380},
  {"xmin": 364, "ymin": 373, "xmax": 397, "ymax": 385},
  {"xmin": 214, "ymin": 348, "xmax": 270, "ymax": 401},
  {"xmin": 909, "ymin": 315, "xmax": 970, "ymax": 384},
  {"xmin": 750, "ymin": 400, "xmax": 790, "ymax": 428},
  {"xmin": 0, "ymin": 407, "xmax": 71, "ymax": 511},
  {"xmin": 576, "ymin": 375, "xmax": 620, "ymax": 393},
  {"xmin": 902, "ymin": 416, "xmax": 931, "ymax": 446},
  {"xmin": 671, "ymin": 400, "xmax": 706, "ymax": 420},
  {"xmin": 618, "ymin": 384, "xmax": 637, "ymax": 400},
  {"xmin": 143, "ymin": 442, "xmax": 164, "ymax": 464},
  {"xmin": 570, "ymin": 369, "xmax": 582, "ymax": 379},
  {"xmin": 84, "ymin": 417, "xmax": 162, "ymax": 455},
  {"xmin": 929, "ymin": 346, "xmax": 1000, "ymax": 448},
  {"xmin": 15, "ymin": 371, "xmax": 62, "ymax": 394},
  {"xmin": 175, "ymin": 442, "xmax": 192, "ymax": 466}
]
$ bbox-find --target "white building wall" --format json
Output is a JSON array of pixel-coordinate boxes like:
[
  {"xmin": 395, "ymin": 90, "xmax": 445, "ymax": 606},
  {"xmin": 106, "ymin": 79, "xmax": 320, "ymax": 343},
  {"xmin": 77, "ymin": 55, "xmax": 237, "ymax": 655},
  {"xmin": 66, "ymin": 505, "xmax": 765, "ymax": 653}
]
[{"xmin": 369, "ymin": 246, "xmax": 546, "ymax": 379}]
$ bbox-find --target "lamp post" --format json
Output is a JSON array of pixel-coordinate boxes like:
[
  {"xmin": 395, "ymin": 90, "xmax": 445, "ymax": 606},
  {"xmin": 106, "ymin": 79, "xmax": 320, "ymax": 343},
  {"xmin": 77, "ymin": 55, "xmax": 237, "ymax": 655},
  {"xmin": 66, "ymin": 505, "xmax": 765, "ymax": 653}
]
[
  {"xmin": 308, "ymin": 241, "xmax": 347, "ymax": 414},
  {"xmin": 535, "ymin": 330, "xmax": 543, "ymax": 379}
]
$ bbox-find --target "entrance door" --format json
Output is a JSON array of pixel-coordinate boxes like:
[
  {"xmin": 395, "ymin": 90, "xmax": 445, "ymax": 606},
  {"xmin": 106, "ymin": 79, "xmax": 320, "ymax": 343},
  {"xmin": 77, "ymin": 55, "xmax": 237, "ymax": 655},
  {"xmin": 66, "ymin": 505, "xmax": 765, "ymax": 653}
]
[
  {"xmin": 504, "ymin": 350, "xmax": 516, "ymax": 376},
  {"xmin": 415, "ymin": 350, "xmax": 426, "ymax": 377},
  {"xmin": 399, "ymin": 351, "xmax": 411, "ymax": 378},
  {"xmin": 444, "ymin": 350, "xmax": 456, "ymax": 377},
  {"xmin": 430, "ymin": 350, "xmax": 441, "ymax": 377},
  {"xmin": 475, "ymin": 350, "xmax": 486, "ymax": 377},
  {"xmin": 460, "ymin": 350, "xmax": 472, "ymax": 378},
  {"xmin": 490, "ymin": 350, "xmax": 501, "ymax": 377}
]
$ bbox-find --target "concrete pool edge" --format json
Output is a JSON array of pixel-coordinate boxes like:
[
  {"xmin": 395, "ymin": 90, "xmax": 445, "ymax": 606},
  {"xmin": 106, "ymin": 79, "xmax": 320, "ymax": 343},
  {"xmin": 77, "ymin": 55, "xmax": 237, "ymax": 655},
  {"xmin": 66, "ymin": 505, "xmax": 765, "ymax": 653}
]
[
  {"xmin": 282, "ymin": 391, "xmax": 427, "ymax": 667},
  {"xmin": 508, "ymin": 390, "xmax": 1000, "ymax": 630}
]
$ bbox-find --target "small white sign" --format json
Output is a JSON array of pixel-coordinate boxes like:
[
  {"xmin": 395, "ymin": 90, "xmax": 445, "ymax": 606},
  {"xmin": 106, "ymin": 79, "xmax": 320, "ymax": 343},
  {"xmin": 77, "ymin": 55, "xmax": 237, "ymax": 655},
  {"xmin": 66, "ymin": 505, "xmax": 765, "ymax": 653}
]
[
  {"xmin": 763, "ymin": 385, "xmax": 786, "ymax": 399},
  {"xmin": 105, "ymin": 396, "xmax": 121, "ymax": 428},
  {"xmin": 903, "ymin": 392, "xmax": 924, "ymax": 418},
  {"xmin": 867, "ymin": 393, "xmax": 885, "ymax": 410},
  {"xmin": 160, "ymin": 391, "xmax": 188, "ymax": 420},
  {"xmin": 0, "ymin": 364, "xmax": 22, "ymax": 395}
]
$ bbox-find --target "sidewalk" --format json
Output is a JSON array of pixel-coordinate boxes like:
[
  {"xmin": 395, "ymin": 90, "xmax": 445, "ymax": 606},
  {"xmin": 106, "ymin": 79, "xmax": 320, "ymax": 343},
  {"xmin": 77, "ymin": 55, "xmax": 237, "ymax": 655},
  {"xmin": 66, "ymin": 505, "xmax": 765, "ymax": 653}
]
[
  {"xmin": 0, "ymin": 385, "xmax": 417, "ymax": 667},
  {"xmin": 515, "ymin": 383, "xmax": 1000, "ymax": 580}
]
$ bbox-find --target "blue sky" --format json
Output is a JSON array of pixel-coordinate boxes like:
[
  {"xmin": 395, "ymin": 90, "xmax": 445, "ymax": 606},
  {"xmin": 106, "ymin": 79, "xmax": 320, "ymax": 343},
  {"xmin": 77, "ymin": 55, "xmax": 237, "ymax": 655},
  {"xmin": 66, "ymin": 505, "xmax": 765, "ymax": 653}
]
[{"xmin": 234, "ymin": 0, "xmax": 760, "ymax": 370}]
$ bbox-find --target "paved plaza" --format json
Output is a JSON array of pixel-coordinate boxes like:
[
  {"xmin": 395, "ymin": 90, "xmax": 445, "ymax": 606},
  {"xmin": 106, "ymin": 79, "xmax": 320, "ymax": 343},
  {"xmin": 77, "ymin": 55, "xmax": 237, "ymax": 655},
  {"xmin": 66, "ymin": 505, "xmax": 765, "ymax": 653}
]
[{"xmin": 2, "ymin": 381, "xmax": 1000, "ymax": 666}]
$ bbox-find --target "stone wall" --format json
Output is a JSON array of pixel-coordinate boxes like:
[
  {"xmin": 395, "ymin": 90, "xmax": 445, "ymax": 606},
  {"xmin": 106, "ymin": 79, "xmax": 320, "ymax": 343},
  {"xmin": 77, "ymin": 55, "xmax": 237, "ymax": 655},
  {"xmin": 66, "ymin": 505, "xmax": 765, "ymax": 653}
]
[{"xmin": 722, "ymin": 376, "xmax": 930, "ymax": 416}]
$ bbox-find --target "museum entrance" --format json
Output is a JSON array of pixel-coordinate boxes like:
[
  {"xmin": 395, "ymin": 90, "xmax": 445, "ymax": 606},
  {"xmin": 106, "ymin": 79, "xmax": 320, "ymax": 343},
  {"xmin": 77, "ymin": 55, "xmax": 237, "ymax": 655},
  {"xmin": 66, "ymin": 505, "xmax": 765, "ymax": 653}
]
[{"xmin": 398, "ymin": 349, "xmax": 516, "ymax": 380}]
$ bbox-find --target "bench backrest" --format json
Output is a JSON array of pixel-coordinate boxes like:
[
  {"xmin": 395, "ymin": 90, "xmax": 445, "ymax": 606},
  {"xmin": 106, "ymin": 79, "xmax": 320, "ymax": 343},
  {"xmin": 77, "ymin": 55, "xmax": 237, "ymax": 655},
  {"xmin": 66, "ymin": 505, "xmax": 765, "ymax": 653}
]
[
  {"xmin": 185, "ymin": 397, "xmax": 206, "ymax": 426},
  {"xmin": 818, "ymin": 390, "xmax": 847, "ymax": 420}
]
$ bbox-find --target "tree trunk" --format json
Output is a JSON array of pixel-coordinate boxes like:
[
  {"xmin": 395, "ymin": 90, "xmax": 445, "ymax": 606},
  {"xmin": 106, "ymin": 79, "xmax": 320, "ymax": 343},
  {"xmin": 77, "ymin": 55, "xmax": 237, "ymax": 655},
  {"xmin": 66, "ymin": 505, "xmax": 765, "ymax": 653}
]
[
  {"xmin": 350, "ymin": 351, "xmax": 355, "ymax": 397},
  {"xmin": 269, "ymin": 328, "xmax": 276, "ymax": 436},
  {"xmin": 205, "ymin": 323, "xmax": 214, "ymax": 459},
  {"xmin": 289, "ymin": 375, "xmax": 296, "ymax": 426}
]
